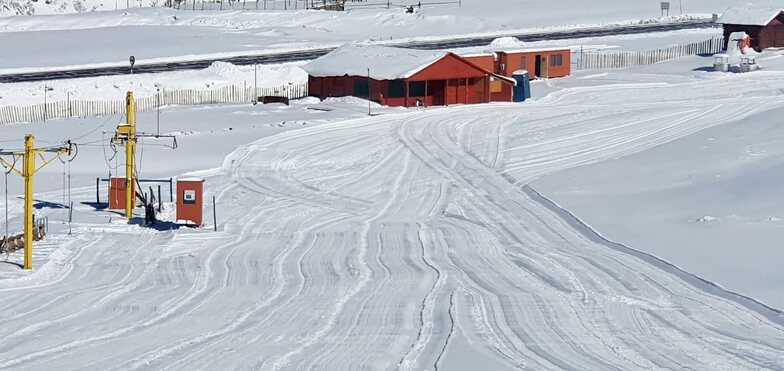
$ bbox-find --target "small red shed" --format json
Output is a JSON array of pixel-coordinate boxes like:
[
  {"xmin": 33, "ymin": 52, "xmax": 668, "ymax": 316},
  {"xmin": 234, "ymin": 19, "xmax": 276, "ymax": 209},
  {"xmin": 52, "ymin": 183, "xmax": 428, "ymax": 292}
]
[
  {"xmin": 177, "ymin": 178, "xmax": 204, "ymax": 226},
  {"xmin": 720, "ymin": 7, "xmax": 784, "ymax": 51},
  {"xmin": 304, "ymin": 45, "xmax": 515, "ymax": 107},
  {"xmin": 108, "ymin": 177, "xmax": 134, "ymax": 211}
]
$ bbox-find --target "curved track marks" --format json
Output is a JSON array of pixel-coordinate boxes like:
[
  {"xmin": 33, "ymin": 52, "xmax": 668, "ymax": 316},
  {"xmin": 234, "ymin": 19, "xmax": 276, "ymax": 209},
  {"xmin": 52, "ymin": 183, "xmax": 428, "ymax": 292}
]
[{"xmin": 2, "ymin": 70, "xmax": 784, "ymax": 370}]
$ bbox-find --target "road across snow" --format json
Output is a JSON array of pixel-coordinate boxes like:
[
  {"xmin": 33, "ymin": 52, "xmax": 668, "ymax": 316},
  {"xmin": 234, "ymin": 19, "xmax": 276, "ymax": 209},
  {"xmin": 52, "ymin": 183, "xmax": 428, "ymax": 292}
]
[{"xmin": 2, "ymin": 59, "xmax": 784, "ymax": 369}]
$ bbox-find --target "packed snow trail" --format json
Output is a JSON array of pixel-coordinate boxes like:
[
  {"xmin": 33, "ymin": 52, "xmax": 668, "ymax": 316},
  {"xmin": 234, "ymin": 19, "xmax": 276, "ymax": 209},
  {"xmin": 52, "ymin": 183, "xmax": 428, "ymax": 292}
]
[{"xmin": 2, "ymin": 71, "xmax": 784, "ymax": 370}]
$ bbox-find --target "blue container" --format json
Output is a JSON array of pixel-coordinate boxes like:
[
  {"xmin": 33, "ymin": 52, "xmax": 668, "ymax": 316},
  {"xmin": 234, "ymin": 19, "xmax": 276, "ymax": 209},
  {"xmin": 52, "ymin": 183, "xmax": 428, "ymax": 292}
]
[{"xmin": 512, "ymin": 70, "xmax": 531, "ymax": 102}]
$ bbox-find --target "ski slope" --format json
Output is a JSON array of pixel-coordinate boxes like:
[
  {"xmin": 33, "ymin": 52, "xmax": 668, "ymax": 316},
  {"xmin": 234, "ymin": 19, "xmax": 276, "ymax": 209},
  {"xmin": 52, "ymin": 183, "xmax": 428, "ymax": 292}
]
[{"xmin": 2, "ymin": 60, "xmax": 784, "ymax": 369}]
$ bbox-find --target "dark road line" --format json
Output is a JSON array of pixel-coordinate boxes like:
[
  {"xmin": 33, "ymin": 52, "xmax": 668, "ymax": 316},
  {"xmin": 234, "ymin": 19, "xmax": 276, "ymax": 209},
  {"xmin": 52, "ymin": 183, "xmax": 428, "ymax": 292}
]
[{"xmin": 0, "ymin": 19, "xmax": 718, "ymax": 83}]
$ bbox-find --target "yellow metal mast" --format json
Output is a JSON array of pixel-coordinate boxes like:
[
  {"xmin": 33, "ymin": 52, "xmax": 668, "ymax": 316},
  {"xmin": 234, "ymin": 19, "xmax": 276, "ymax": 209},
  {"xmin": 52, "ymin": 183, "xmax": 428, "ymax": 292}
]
[
  {"xmin": 23, "ymin": 135, "xmax": 34, "ymax": 270},
  {"xmin": 112, "ymin": 91, "xmax": 137, "ymax": 222},
  {"xmin": 0, "ymin": 135, "xmax": 73, "ymax": 270},
  {"xmin": 124, "ymin": 91, "xmax": 136, "ymax": 222},
  {"xmin": 111, "ymin": 91, "xmax": 177, "ymax": 223}
]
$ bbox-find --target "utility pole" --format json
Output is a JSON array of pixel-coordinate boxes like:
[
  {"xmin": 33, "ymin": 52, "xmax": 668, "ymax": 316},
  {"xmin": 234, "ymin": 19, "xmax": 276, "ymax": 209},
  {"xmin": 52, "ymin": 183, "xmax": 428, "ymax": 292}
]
[
  {"xmin": 156, "ymin": 86, "xmax": 161, "ymax": 136},
  {"xmin": 43, "ymin": 85, "xmax": 53, "ymax": 121},
  {"xmin": 0, "ymin": 135, "xmax": 74, "ymax": 270}
]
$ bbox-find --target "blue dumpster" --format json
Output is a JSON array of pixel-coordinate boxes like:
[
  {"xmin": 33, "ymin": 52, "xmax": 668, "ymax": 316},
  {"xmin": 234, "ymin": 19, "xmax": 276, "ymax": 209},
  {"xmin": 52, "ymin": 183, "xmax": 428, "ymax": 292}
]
[{"xmin": 512, "ymin": 70, "xmax": 531, "ymax": 102}]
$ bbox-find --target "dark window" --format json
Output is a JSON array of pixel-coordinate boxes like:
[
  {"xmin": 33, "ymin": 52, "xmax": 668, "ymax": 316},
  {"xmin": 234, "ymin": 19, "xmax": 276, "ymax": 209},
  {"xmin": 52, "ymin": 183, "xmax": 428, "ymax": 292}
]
[
  {"xmin": 388, "ymin": 80, "xmax": 406, "ymax": 98},
  {"xmin": 409, "ymin": 81, "xmax": 426, "ymax": 96},
  {"xmin": 354, "ymin": 79, "xmax": 369, "ymax": 97},
  {"xmin": 550, "ymin": 54, "xmax": 563, "ymax": 67}
]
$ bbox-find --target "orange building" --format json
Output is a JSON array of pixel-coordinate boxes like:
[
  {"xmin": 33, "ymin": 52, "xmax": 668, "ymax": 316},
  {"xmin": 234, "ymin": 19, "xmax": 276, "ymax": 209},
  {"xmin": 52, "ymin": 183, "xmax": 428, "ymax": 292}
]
[
  {"xmin": 461, "ymin": 47, "xmax": 570, "ymax": 102},
  {"xmin": 462, "ymin": 47, "xmax": 571, "ymax": 80}
]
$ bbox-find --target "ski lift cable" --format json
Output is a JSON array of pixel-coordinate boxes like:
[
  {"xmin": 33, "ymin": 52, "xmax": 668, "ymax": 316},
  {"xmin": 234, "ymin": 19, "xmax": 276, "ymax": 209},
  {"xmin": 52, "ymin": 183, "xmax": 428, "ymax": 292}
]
[
  {"xmin": 1, "ymin": 155, "xmax": 16, "ymax": 249},
  {"xmin": 72, "ymin": 113, "xmax": 119, "ymax": 143},
  {"xmin": 137, "ymin": 137, "xmax": 144, "ymax": 180},
  {"xmin": 101, "ymin": 131, "xmax": 119, "ymax": 173}
]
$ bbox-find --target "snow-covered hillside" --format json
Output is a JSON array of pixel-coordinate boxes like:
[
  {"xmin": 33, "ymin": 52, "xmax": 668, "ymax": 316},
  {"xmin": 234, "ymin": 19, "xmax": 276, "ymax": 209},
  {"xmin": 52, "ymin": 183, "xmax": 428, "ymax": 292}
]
[
  {"xmin": 0, "ymin": 0, "xmax": 750, "ymax": 19},
  {"xmin": 0, "ymin": 0, "xmax": 736, "ymax": 73},
  {"xmin": 0, "ymin": 0, "xmax": 153, "ymax": 16},
  {"xmin": 3, "ymin": 1, "xmax": 784, "ymax": 368},
  {"xmin": 1, "ymin": 52, "xmax": 784, "ymax": 369}
]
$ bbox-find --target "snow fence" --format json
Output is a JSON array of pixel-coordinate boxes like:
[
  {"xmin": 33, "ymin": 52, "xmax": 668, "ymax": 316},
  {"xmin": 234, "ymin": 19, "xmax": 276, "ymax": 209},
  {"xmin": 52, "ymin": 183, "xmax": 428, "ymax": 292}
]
[
  {"xmin": 0, "ymin": 82, "xmax": 308, "ymax": 125},
  {"xmin": 575, "ymin": 36, "xmax": 725, "ymax": 70}
]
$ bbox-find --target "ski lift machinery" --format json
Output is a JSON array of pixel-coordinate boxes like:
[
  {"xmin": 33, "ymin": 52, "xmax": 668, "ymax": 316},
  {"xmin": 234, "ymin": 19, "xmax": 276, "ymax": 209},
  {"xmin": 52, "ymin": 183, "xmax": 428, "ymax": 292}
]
[{"xmin": 110, "ymin": 91, "xmax": 177, "ymax": 223}]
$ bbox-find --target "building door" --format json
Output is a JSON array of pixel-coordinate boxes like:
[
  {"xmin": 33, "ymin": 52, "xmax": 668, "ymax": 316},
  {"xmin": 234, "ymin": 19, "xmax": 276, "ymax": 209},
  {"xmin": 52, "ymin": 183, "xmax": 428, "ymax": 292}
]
[
  {"xmin": 535, "ymin": 55, "xmax": 542, "ymax": 77},
  {"xmin": 775, "ymin": 30, "xmax": 784, "ymax": 47},
  {"xmin": 428, "ymin": 80, "xmax": 446, "ymax": 106},
  {"xmin": 447, "ymin": 79, "xmax": 466, "ymax": 105},
  {"xmin": 446, "ymin": 79, "xmax": 457, "ymax": 105}
]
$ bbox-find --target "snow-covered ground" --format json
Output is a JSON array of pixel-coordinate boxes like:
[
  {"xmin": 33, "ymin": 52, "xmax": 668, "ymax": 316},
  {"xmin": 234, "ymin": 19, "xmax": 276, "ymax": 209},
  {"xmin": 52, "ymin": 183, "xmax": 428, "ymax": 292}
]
[
  {"xmin": 535, "ymin": 104, "xmax": 784, "ymax": 309},
  {"xmin": 0, "ymin": 0, "xmax": 731, "ymax": 72},
  {"xmin": 2, "ymin": 0, "xmax": 733, "ymax": 20},
  {"xmin": 534, "ymin": 57, "xmax": 784, "ymax": 309},
  {"xmin": 0, "ymin": 61, "xmax": 307, "ymax": 105},
  {"xmin": 0, "ymin": 29, "xmax": 722, "ymax": 109},
  {"xmin": 1, "ymin": 51, "xmax": 784, "ymax": 369}
]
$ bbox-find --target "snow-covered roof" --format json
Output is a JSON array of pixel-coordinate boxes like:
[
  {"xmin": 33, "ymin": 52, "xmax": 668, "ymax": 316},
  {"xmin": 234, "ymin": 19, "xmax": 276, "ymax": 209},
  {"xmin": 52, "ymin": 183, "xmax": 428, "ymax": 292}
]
[
  {"xmin": 460, "ymin": 52, "xmax": 495, "ymax": 58},
  {"xmin": 302, "ymin": 44, "xmax": 449, "ymax": 80},
  {"xmin": 719, "ymin": 7, "xmax": 783, "ymax": 26},
  {"xmin": 494, "ymin": 46, "xmax": 570, "ymax": 54}
]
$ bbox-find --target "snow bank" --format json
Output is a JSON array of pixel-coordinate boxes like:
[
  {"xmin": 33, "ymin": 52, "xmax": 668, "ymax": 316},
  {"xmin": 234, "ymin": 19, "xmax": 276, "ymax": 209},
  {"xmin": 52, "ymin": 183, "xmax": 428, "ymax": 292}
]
[{"xmin": 489, "ymin": 36, "xmax": 527, "ymax": 49}]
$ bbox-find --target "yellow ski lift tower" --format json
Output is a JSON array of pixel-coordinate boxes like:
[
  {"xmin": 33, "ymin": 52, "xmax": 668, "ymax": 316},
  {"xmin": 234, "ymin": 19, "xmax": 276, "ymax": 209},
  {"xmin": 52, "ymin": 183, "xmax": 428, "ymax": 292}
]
[
  {"xmin": 111, "ymin": 91, "xmax": 177, "ymax": 223},
  {"xmin": 112, "ymin": 91, "xmax": 137, "ymax": 222},
  {"xmin": 0, "ymin": 136, "xmax": 74, "ymax": 270}
]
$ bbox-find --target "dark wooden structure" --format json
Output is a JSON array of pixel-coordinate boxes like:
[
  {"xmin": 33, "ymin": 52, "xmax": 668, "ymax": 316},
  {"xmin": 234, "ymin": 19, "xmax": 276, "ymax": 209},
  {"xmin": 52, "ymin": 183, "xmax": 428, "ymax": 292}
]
[{"xmin": 721, "ymin": 9, "xmax": 784, "ymax": 51}]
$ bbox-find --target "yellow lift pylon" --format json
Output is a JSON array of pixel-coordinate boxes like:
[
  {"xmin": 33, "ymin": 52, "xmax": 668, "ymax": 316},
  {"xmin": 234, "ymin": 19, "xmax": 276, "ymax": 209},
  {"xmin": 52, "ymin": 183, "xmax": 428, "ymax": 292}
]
[
  {"xmin": 111, "ymin": 91, "xmax": 177, "ymax": 223},
  {"xmin": 0, "ymin": 135, "xmax": 74, "ymax": 270},
  {"xmin": 112, "ymin": 91, "xmax": 137, "ymax": 222}
]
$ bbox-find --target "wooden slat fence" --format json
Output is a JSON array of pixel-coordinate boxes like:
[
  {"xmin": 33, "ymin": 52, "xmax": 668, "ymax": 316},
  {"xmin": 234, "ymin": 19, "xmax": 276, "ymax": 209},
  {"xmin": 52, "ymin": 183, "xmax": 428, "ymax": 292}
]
[
  {"xmin": 574, "ymin": 36, "xmax": 725, "ymax": 71},
  {"xmin": 0, "ymin": 82, "xmax": 308, "ymax": 125}
]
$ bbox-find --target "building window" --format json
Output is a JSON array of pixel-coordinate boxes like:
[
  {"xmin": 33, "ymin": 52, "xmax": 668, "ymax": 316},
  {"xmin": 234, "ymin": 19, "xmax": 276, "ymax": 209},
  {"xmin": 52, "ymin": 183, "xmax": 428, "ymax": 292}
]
[
  {"xmin": 354, "ymin": 79, "xmax": 369, "ymax": 98},
  {"xmin": 550, "ymin": 54, "xmax": 563, "ymax": 67},
  {"xmin": 490, "ymin": 77, "xmax": 503, "ymax": 93},
  {"xmin": 388, "ymin": 79, "xmax": 406, "ymax": 98},
  {"xmin": 521, "ymin": 56, "xmax": 527, "ymax": 70},
  {"xmin": 409, "ymin": 81, "xmax": 426, "ymax": 96}
]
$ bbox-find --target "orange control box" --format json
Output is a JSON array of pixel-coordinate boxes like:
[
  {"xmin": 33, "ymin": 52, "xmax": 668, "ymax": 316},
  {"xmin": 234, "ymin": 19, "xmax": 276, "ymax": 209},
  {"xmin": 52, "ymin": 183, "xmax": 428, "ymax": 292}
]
[
  {"xmin": 177, "ymin": 178, "xmax": 204, "ymax": 226},
  {"xmin": 108, "ymin": 177, "xmax": 135, "ymax": 210}
]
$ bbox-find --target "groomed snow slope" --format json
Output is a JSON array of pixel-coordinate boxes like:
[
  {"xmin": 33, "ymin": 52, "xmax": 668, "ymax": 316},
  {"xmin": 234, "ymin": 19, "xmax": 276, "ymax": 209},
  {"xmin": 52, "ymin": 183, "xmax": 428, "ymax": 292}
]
[{"xmin": 2, "ymin": 60, "xmax": 784, "ymax": 369}]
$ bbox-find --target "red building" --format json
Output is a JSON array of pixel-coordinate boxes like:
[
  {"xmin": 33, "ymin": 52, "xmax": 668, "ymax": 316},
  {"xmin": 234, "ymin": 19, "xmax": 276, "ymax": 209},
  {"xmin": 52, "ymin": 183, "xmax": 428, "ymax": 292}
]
[
  {"xmin": 462, "ymin": 47, "xmax": 571, "ymax": 101},
  {"xmin": 720, "ymin": 7, "xmax": 784, "ymax": 51},
  {"xmin": 304, "ymin": 45, "xmax": 515, "ymax": 107}
]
